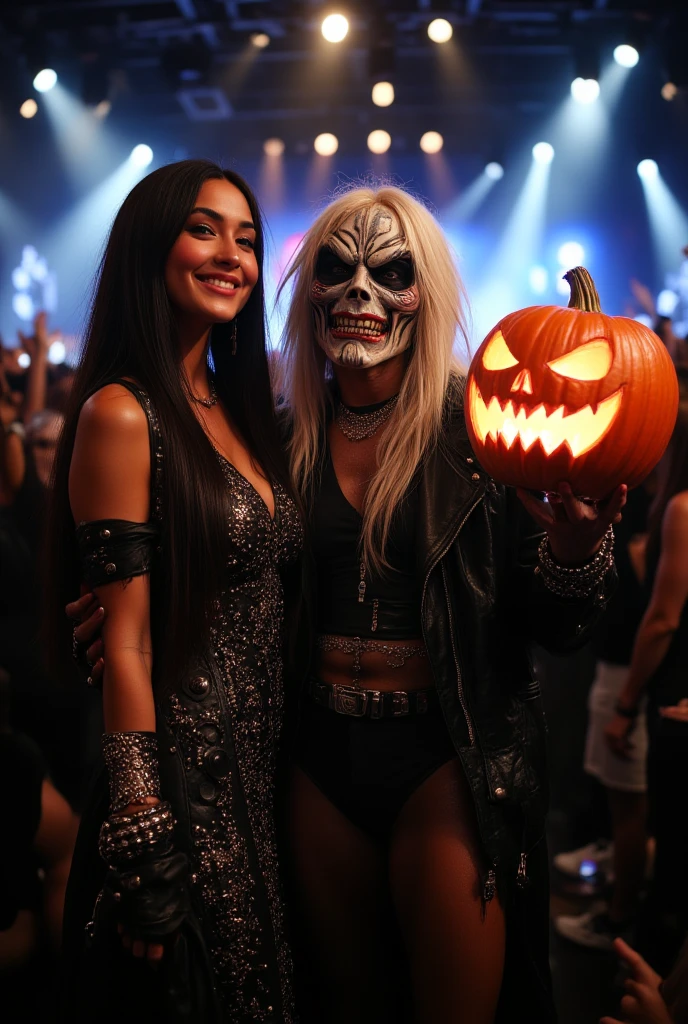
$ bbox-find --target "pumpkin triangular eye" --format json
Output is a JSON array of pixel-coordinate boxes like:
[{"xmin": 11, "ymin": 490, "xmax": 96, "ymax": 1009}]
[
  {"xmin": 482, "ymin": 330, "xmax": 519, "ymax": 371},
  {"xmin": 547, "ymin": 339, "xmax": 612, "ymax": 381}
]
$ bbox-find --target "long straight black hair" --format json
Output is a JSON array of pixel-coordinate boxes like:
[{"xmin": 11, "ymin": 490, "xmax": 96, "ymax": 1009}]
[{"xmin": 45, "ymin": 159, "xmax": 294, "ymax": 685}]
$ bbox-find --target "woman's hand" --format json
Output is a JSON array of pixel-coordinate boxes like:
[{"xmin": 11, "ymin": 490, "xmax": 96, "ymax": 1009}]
[
  {"xmin": 67, "ymin": 592, "xmax": 106, "ymax": 683},
  {"xmin": 517, "ymin": 481, "xmax": 627, "ymax": 566},
  {"xmin": 600, "ymin": 937, "xmax": 671, "ymax": 1024},
  {"xmin": 659, "ymin": 697, "xmax": 688, "ymax": 723},
  {"xmin": 117, "ymin": 923, "xmax": 165, "ymax": 964},
  {"xmin": 604, "ymin": 713, "xmax": 636, "ymax": 760}
]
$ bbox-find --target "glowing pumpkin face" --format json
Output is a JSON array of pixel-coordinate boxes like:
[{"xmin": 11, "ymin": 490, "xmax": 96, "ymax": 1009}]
[{"xmin": 465, "ymin": 268, "xmax": 679, "ymax": 498}]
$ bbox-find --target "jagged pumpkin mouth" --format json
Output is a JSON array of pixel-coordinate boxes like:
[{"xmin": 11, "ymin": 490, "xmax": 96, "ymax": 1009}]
[{"xmin": 468, "ymin": 378, "xmax": 624, "ymax": 458}]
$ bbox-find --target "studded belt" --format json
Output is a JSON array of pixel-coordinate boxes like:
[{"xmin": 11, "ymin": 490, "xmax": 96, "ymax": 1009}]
[{"xmin": 307, "ymin": 678, "xmax": 437, "ymax": 719}]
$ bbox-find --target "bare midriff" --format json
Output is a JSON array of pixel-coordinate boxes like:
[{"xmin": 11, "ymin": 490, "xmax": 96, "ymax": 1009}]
[{"xmin": 316, "ymin": 635, "xmax": 435, "ymax": 691}]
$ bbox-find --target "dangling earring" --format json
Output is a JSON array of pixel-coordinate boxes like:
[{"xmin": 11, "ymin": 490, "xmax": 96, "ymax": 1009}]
[{"xmin": 231, "ymin": 318, "xmax": 238, "ymax": 356}]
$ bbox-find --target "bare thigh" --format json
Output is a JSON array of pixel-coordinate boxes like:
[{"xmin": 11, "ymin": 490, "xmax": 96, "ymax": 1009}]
[
  {"xmin": 389, "ymin": 759, "xmax": 506, "ymax": 1024},
  {"xmin": 287, "ymin": 765, "xmax": 407, "ymax": 1024}
]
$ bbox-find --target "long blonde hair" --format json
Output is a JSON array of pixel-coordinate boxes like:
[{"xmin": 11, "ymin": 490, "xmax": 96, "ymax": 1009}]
[{"xmin": 279, "ymin": 185, "xmax": 470, "ymax": 571}]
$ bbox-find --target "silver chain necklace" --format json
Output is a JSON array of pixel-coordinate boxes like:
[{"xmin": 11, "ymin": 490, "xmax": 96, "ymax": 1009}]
[
  {"xmin": 336, "ymin": 394, "xmax": 399, "ymax": 442},
  {"xmin": 189, "ymin": 377, "xmax": 218, "ymax": 409}
]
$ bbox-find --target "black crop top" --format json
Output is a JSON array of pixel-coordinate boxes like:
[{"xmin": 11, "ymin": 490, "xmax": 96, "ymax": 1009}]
[{"xmin": 311, "ymin": 450, "xmax": 422, "ymax": 639}]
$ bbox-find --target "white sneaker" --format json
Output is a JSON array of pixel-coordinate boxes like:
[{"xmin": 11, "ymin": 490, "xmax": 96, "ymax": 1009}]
[
  {"xmin": 554, "ymin": 904, "xmax": 630, "ymax": 952},
  {"xmin": 553, "ymin": 839, "xmax": 615, "ymax": 882}
]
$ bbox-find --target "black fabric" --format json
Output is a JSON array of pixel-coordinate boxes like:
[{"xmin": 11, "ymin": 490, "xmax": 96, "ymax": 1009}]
[
  {"xmin": 635, "ymin": 712, "xmax": 688, "ymax": 975},
  {"xmin": 592, "ymin": 484, "xmax": 651, "ymax": 665},
  {"xmin": 76, "ymin": 519, "xmax": 160, "ymax": 588},
  {"xmin": 293, "ymin": 694, "xmax": 456, "ymax": 843},
  {"xmin": 0, "ymin": 731, "xmax": 46, "ymax": 929},
  {"xmin": 643, "ymin": 544, "xmax": 688, "ymax": 713},
  {"xmin": 312, "ymin": 449, "xmax": 422, "ymax": 639}
]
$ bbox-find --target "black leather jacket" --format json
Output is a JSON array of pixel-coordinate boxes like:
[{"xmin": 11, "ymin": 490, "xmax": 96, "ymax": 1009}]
[{"xmin": 417, "ymin": 400, "xmax": 615, "ymax": 887}]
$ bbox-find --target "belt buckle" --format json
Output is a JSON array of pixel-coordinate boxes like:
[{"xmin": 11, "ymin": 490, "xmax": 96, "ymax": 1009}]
[
  {"xmin": 332, "ymin": 685, "xmax": 369, "ymax": 717},
  {"xmin": 392, "ymin": 691, "xmax": 410, "ymax": 716}
]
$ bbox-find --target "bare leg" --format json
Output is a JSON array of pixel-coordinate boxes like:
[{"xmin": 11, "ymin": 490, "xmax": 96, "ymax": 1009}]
[
  {"xmin": 287, "ymin": 765, "xmax": 405, "ymax": 1024},
  {"xmin": 607, "ymin": 786, "xmax": 648, "ymax": 924},
  {"xmin": 389, "ymin": 759, "xmax": 505, "ymax": 1024}
]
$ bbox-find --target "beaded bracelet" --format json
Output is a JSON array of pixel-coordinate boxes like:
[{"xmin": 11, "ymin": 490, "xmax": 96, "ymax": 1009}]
[
  {"xmin": 535, "ymin": 524, "xmax": 614, "ymax": 599},
  {"xmin": 102, "ymin": 731, "xmax": 161, "ymax": 813},
  {"xmin": 98, "ymin": 801, "xmax": 175, "ymax": 866}
]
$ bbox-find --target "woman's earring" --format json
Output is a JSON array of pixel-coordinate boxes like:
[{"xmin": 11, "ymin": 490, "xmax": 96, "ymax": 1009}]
[{"xmin": 231, "ymin": 319, "xmax": 238, "ymax": 356}]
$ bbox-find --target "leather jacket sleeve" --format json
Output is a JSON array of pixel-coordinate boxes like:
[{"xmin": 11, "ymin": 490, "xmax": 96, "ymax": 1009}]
[{"xmin": 505, "ymin": 486, "xmax": 617, "ymax": 654}]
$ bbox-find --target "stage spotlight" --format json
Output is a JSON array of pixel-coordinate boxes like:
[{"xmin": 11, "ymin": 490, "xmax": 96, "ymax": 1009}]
[
  {"xmin": 130, "ymin": 144, "xmax": 154, "ymax": 168},
  {"xmin": 571, "ymin": 77, "xmax": 600, "ymax": 104},
  {"xmin": 321, "ymin": 14, "xmax": 349, "ymax": 43},
  {"xmin": 637, "ymin": 158, "xmax": 658, "ymax": 181},
  {"xmin": 557, "ymin": 241, "xmax": 585, "ymax": 267},
  {"xmin": 251, "ymin": 32, "xmax": 271, "ymax": 48},
  {"xmin": 263, "ymin": 137, "xmax": 285, "ymax": 157},
  {"xmin": 657, "ymin": 289, "xmax": 679, "ymax": 317},
  {"xmin": 420, "ymin": 131, "xmax": 443, "ymax": 155},
  {"xmin": 661, "ymin": 82, "xmax": 678, "ymax": 101},
  {"xmin": 314, "ymin": 132, "xmax": 339, "ymax": 156},
  {"xmin": 33, "ymin": 68, "xmax": 57, "ymax": 93},
  {"xmin": 368, "ymin": 130, "xmax": 391, "ymax": 155},
  {"xmin": 485, "ymin": 161, "xmax": 504, "ymax": 181},
  {"xmin": 532, "ymin": 142, "xmax": 554, "ymax": 164},
  {"xmin": 614, "ymin": 44, "xmax": 639, "ymax": 68},
  {"xmin": 20, "ymin": 98, "xmax": 38, "ymax": 119},
  {"xmin": 372, "ymin": 81, "xmax": 394, "ymax": 107},
  {"xmin": 529, "ymin": 266, "xmax": 549, "ymax": 295},
  {"xmin": 17, "ymin": 352, "xmax": 31, "ymax": 369},
  {"xmin": 48, "ymin": 338, "xmax": 66, "ymax": 365},
  {"xmin": 428, "ymin": 19, "xmax": 453, "ymax": 44}
]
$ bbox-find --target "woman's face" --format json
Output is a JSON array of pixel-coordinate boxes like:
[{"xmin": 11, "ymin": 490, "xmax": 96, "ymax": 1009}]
[{"xmin": 165, "ymin": 178, "xmax": 259, "ymax": 331}]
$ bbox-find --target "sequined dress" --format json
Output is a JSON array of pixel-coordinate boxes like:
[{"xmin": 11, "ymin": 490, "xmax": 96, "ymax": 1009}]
[
  {"xmin": 163, "ymin": 452, "xmax": 304, "ymax": 1021},
  {"xmin": 62, "ymin": 376, "xmax": 303, "ymax": 1023}
]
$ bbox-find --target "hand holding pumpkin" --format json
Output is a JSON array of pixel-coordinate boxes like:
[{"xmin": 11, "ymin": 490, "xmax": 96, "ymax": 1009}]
[{"xmin": 517, "ymin": 480, "xmax": 627, "ymax": 566}]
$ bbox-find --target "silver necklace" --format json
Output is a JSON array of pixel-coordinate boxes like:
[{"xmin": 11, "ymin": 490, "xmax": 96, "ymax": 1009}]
[
  {"xmin": 189, "ymin": 377, "xmax": 218, "ymax": 409},
  {"xmin": 336, "ymin": 394, "xmax": 399, "ymax": 442}
]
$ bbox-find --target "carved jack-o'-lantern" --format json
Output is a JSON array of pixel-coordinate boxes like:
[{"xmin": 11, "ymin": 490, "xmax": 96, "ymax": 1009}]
[{"xmin": 465, "ymin": 267, "xmax": 679, "ymax": 498}]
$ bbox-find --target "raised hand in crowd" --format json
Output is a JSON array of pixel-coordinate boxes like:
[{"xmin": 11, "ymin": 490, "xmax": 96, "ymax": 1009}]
[
  {"xmin": 19, "ymin": 311, "xmax": 51, "ymax": 423},
  {"xmin": 601, "ymin": 938, "xmax": 674, "ymax": 1024}
]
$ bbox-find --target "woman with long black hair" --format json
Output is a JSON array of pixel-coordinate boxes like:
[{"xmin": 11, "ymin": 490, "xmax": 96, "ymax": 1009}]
[{"xmin": 45, "ymin": 160, "xmax": 303, "ymax": 1023}]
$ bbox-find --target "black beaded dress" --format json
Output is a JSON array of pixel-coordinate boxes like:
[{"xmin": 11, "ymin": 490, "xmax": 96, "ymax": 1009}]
[{"xmin": 61, "ymin": 381, "xmax": 304, "ymax": 1024}]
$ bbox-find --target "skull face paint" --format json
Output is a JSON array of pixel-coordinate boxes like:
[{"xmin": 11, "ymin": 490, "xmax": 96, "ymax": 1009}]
[{"xmin": 310, "ymin": 205, "xmax": 420, "ymax": 368}]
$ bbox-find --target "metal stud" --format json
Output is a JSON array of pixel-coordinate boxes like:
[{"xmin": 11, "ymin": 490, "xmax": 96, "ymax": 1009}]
[
  {"xmin": 466, "ymin": 457, "xmax": 474, "ymax": 464},
  {"xmin": 105, "ymin": 562, "xmax": 116, "ymax": 574},
  {"xmin": 99, "ymin": 528, "xmax": 111, "ymax": 539},
  {"xmin": 494, "ymin": 786, "xmax": 507, "ymax": 799},
  {"xmin": 471, "ymin": 472, "xmax": 480, "ymax": 482}
]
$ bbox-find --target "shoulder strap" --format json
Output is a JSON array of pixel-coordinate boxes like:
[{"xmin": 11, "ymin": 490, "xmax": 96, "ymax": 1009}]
[{"xmin": 107, "ymin": 379, "xmax": 164, "ymax": 523}]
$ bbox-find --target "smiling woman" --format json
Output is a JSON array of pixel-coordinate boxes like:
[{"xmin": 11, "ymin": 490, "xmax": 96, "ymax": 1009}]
[{"xmin": 44, "ymin": 160, "xmax": 303, "ymax": 1023}]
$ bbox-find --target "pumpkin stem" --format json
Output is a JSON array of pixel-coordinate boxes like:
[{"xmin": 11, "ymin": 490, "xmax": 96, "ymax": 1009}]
[{"xmin": 565, "ymin": 267, "xmax": 602, "ymax": 313}]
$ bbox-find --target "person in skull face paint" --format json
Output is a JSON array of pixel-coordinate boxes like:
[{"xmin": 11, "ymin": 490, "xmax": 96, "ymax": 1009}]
[
  {"xmin": 278, "ymin": 186, "xmax": 624, "ymax": 1024},
  {"xmin": 70, "ymin": 185, "xmax": 624, "ymax": 1023}
]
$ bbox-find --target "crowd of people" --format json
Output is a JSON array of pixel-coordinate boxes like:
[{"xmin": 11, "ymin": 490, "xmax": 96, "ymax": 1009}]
[{"xmin": 0, "ymin": 162, "xmax": 687, "ymax": 1024}]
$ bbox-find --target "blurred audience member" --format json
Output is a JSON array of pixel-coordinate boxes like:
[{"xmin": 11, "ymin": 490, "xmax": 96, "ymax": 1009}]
[
  {"xmin": 605, "ymin": 394, "xmax": 688, "ymax": 974},
  {"xmin": 601, "ymin": 937, "xmax": 688, "ymax": 1024},
  {"xmin": 0, "ymin": 667, "xmax": 78, "ymax": 1021},
  {"xmin": 554, "ymin": 481, "xmax": 653, "ymax": 950}
]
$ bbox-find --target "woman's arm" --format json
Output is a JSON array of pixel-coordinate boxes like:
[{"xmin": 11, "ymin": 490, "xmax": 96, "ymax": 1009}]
[
  {"xmin": 69, "ymin": 384, "xmax": 155, "ymax": 736},
  {"xmin": 606, "ymin": 492, "xmax": 688, "ymax": 757}
]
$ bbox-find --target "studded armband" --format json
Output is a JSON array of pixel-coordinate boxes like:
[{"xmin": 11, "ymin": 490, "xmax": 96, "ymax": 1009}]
[{"xmin": 76, "ymin": 519, "xmax": 160, "ymax": 587}]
